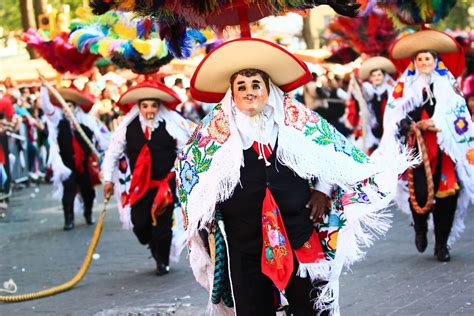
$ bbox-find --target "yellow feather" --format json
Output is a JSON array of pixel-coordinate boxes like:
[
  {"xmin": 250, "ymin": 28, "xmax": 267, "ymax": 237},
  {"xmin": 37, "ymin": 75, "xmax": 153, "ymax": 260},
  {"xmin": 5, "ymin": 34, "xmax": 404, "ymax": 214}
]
[
  {"xmin": 132, "ymin": 39, "xmax": 151, "ymax": 56},
  {"xmin": 98, "ymin": 40, "xmax": 112, "ymax": 58},
  {"xmin": 114, "ymin": 22, "xmax": 137, "ymax": 40}
]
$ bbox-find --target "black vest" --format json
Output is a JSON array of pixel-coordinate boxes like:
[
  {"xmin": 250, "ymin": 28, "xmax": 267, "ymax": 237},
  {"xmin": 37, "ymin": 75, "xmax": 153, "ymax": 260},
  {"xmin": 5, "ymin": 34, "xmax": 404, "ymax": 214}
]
[
  {"xmin": 125, "ymin": 116, "xmax": 177, "ymax": 180},
  {"xmin": 57, "ymin": 118, "xmax": 93, "ymax": 171},
  {"xmin": 219, "ymin": 144, "xmax": 314, "ymax": 256},
  {"xmin": 370, "ymin": 90, "xmax": 388, "ymax": 139}
]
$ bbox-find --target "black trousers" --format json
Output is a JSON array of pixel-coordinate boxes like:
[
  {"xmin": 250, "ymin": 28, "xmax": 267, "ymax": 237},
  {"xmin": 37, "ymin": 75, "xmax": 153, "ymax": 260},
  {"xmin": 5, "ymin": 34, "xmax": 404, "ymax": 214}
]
[
  {"xmin": 410, "ymin": 164, "xmax": 458, "ymax": 247},
  {"xmin": 62, "ymin": 170, "xmax": 95, "ymax": 222},
  {"xmin": 131, "ymin": 188, "xmax": 174, "ymax": 265},
  {"xmin": 228, "ymin": 247, "xmax": 327, "ymax": 316}
]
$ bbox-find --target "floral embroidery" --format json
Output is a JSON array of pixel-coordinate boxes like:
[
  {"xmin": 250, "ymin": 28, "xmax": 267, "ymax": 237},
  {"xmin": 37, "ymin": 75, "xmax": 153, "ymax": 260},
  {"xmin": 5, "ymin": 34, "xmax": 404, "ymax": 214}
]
[
  {"xmin": 179, "ymin": 161, "xmax": 199, "ymax": 194},
  {"xmin": 454, "ymin": 117, "xmax": 468, "ymax": 135},
  {"xmin": 198, "ymin": 135, "xmax": 212, "ymax": 148},
  {"xmin": 341, "ymin": 192, "xmax": 370, "ymax": 206},
  {"xmin": 300, "ymin": 108, "xmax": 369, "ymax": 164},
  {"xmin": 283, "ymin": 96, "xmax": 308, "ymax": 130},
  {"xmin": 262, "ymin": 209, "xmax": 289, "ymax": 267},
  {"xmin": 186, "ymin": 122, "xmax": 202, "ymax": 145},
  {"xmin": 467, "ymin": 148, "xmax": 474, "ymax": 165},
  {"xmin": 332, "ymin": 131, "xmax": 352, "ymax": 156},
  {"xmin": 208, "ymin": 110, "xmax": 231, "ymax": 144},
  {"xmin": 327, "ymin": 231, "xmax": 338, "ymax": 250},
  {"xmin": 308, "ymin": 113, "xmax": 320, "ymax": 124},
  {"xmin": 435, "ymin": 60, "xmax": 448, "ymax": 76},
  {"xmin": 406, "ymin": 62, "xmax": 416, "ymax": 77},
  {"xmin": 315, "ymin": 188, "xmax": 346, "ymax": 259},
  {"xmin": 118, "ymin": 156, "xmax": 128, "ymax": 174},
  {"xmin": 392, "ymin": 81, "xmax": 404, "ymax": 100},
  {"xmin": 177, "ymin": 151, "xmax": 187, "ymax": 161},
  {"xmin": 121, "ymin": 191, "xmax": 129, "ymax": 207}
]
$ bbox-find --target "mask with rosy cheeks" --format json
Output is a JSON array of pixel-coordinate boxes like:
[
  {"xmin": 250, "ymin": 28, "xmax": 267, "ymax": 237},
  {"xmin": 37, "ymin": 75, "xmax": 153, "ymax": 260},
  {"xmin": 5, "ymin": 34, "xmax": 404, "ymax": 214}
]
[
  {"xmin": 415, "ymin": 52, "xmax": 436, "ymax": 75},
  {"xmin": 232, "ymin": 74, "xmax": 269, "ymax": 117},
  {"xmin": 138, "ymin": 99, "xmax": 160, "ymax": 120},
  {"xmin": 369, "ymin": 69, "xmax": 385, "ymax": 86}
]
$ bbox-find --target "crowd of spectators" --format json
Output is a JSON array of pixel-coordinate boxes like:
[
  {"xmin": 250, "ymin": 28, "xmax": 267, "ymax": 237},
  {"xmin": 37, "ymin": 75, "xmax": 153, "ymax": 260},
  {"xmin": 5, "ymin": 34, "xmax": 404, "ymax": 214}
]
[{"xmin": 1, "ymin": 54, "xmax": 472, "ymax": 213}]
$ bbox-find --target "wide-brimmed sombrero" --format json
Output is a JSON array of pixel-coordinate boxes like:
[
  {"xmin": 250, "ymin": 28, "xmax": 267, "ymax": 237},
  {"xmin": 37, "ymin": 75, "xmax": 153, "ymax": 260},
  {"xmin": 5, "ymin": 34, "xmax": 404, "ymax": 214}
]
[
  {"xmin": 117, "ymin": 80, "xmax": 181, "ymax": 113},
  {"xmin": 389, "ymin": 30, "xmax": 465, "ymax": 77},
  {"xmin": 190, "ymin": 37, "xmax": 312, "ymax": 103},
  {"xmin": 51, "ymin": 87, "xmax": 95, "ymax": 112},
  {"xmin": 359, "ymin": 56, "xmax": 396, "ymax": 81}
]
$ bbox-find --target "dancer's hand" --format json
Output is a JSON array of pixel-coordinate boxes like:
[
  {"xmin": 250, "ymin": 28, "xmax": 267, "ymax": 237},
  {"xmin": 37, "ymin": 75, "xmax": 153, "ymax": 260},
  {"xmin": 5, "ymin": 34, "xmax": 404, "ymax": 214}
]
[
  {"xmin": 104, "ymin": 181, "xmax": 114, "ymax": 200},
  {"xmin": 416, "ymin": 119, "xmax": 436, "ymax": 131},
  {"xmin": 306, "ymin": 190, "xmax": 330, "ymax": 222}
]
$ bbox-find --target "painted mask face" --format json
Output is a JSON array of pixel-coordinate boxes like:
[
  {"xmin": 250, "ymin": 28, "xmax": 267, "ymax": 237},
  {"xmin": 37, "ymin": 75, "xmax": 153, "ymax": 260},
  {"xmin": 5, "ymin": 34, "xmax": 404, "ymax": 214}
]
[
  {"xmin": 232, "ymin": 74, "xmax": 269, "ymax": 117},
  {"xmin": 369, "ymin": 69, "xmax": 385, "ymax": 86},
  {"xmin": 138, "ymin": 99, "xmax": 160, "ymax": 120},
  {"xmin": 415, "ymin": 52, "xmax": 436, "ymax": 75}
]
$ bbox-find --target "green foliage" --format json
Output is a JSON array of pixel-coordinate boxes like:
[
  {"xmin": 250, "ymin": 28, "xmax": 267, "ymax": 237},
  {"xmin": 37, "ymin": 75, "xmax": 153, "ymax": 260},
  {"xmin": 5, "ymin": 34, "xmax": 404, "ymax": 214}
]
[
  {"xmin": 0, "ymin": 0, "xmax": 22, "ymax": 31},
  {"xmin": 0, "ymin": 0, "xmax": 84, "ymax": 32}
]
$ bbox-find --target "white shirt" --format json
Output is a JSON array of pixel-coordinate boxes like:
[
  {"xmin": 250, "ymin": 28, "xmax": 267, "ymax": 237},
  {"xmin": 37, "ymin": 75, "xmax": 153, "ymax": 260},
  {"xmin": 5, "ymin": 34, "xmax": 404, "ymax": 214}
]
[
  {"xmin": 232, "ymin": 102, "xmax": 332, "ymax": 196},
  {"xmin": 40, "ymin": 87, "xmax": 110, "ymax": 152},
  {"xmin": 101, "ymin": 106, "xmax": 192, "ymax": 182}
]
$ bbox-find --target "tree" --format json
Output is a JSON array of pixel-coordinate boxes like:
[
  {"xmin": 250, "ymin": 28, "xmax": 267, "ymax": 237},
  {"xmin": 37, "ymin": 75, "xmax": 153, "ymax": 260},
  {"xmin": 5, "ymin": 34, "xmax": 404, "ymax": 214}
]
[
  {"xmin": 20, "ymin": 0, "xmax": 38, "ymax": 58},
  {"xmin": 302, "ymin": 15, "xmax": 315, "ymax": 49},
  {"xmin": 0, "ymin": 0, "xmax": 83, "ymax": 32}
]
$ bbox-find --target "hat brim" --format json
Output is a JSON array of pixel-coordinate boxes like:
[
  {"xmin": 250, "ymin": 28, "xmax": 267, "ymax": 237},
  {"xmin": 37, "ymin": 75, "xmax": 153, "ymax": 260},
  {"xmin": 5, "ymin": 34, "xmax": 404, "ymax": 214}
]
[
  {"xmin": 190, "ymin": 38, "xmax": 312, "ymax": 103},
  {"xmin": 52, "ymin": 88, "xmax": 95, "ymax": 112},
  {"xmin": 359, "ymin": 56, "xmax": 396, "ymax": 81},
  {"xmin": 390, "ymin": 30, "xmax": 465, "ymax": 77},
  {"xmin": 117, "ymin": 83, "xmax": 181, "ymax": 113}
]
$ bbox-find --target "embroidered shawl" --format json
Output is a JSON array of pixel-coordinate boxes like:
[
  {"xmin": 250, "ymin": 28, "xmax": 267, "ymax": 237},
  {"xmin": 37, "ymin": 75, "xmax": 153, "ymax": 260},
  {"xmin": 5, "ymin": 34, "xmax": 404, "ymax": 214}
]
[
  {"xmin": 176, "ymin": 83, "xmax": 413, "ymax": 314},
  {"xmin": 381, "ymin": 58, "xmax": 474, "ymax": 244}
]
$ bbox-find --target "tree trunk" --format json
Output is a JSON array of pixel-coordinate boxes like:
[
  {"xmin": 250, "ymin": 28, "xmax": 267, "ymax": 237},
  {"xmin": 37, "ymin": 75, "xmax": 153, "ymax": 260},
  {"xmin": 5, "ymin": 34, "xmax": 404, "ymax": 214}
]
[
  {"xmin": 302, "ymin": 15, "xmax": 315, "ymax": 49},
  {"xmin": 20, "ymin": 0, "xmax": 39, "ymax": 59},
  {"xmin": 33, "ymin": 0, "xmax": 48, "ymax": 22}
]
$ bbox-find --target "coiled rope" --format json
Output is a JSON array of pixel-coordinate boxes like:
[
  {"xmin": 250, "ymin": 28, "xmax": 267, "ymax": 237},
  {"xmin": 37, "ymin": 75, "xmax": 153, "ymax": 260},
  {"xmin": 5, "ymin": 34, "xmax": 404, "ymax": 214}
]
[
  {"xmin": 0, "ymin": 197, "xmax": 109, "ymax": 302},
  {"xmin": 407, "ymin": 123, "xmax": 435, "ymax": 214}
]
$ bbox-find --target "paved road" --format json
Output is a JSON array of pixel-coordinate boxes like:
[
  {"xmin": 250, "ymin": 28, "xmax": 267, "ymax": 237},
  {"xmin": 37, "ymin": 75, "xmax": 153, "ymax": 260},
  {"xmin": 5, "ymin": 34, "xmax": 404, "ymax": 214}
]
[{"xmin": 1, "ymin": 183, "xmax": 472, "ymax": 315}]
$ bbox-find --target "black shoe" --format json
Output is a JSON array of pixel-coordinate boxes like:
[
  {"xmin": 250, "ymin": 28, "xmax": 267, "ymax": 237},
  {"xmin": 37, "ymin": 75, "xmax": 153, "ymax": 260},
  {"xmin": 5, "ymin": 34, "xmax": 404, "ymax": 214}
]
[
  {"xmin": 84, "ymin": 214, "xmax": 94, "ymax": 225},
  {"xmin": 415, "ymin": 231, "xmax": 428, "ymax": 253},
  {"xmin": 435, "ymin": 245, "xmax": 450, "ymax": 262},
  {"xmin": 64, "ymin": 221, "xmax": 75, "ymax": 231},
  {"xmin": 155, "ymin": 263, "xmax": 170, "ymax": 276}
]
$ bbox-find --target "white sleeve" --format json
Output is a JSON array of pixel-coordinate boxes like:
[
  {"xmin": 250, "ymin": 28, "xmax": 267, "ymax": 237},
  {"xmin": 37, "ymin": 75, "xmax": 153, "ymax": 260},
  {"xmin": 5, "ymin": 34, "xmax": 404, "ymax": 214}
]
[
  {"xmin": 40, "ymin": 87, "xmax": 61, "ymax": 126},
  {"xmin": 362, "ymin": 82, "xmax": 375, "ymax": 101},
  {"xmin": 101, "ymin": 127, "xmax": 126, "ymax": 182},
  {"xmin": 314, "ymin": 180, "xmax": 333, "ymax": 197},
  {"xmin": 79, "ymin": 111, "xmax": 111, "ymax": 151},
  {"xmin": 336, "ymin": 88, "xmax": 349, "ymax": 101}
]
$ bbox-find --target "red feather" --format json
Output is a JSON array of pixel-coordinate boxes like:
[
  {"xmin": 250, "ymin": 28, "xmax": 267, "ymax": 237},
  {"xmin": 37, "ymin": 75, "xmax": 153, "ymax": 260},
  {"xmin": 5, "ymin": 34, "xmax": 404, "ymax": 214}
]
[{"xmin": 21, "ymin": 29, "xmax": 99, "ymax": 74}]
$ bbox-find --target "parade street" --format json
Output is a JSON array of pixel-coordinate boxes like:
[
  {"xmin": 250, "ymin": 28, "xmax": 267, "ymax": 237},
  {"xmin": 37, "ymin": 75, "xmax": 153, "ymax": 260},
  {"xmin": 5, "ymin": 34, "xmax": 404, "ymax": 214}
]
[{"xmin": 1, "ymin": 183, "xmax": 473, "ymax": 316}]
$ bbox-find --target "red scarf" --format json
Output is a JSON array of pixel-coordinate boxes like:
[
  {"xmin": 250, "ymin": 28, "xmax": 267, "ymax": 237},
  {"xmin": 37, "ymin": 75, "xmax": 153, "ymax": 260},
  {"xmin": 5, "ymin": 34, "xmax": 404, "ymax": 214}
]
[
  {"xmin": 129, "ymin": 127, "xmax": 175, "ymax": 225},
  {"xmin": 255, "ymin": 142, "xmax": 325, "ymax": 291},
  {"xmin": 420, "ymin": 111, "xmax": 458, "ymax": 198}
]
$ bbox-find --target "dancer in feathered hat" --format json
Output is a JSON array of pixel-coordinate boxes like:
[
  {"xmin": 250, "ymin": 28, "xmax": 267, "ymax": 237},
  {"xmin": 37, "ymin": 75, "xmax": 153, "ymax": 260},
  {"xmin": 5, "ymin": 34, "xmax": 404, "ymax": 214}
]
[
  {"xmin": 102, "ymin": 80, "xmax": 195, "ymax": 275},
  {"xmin": 177, "ymin": 37, "xmax": 413, "ymax": 315}
]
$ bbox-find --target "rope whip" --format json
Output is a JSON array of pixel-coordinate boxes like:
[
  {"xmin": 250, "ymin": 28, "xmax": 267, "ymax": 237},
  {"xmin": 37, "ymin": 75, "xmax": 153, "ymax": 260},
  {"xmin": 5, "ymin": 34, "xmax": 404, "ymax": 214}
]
[
  {"xmin": 0, "ymin": 197, "xmax": 110, "ymax": 302},
  {"xmin": 407, "ymin": 123, "xmax": 435, "ymax": 214}
]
